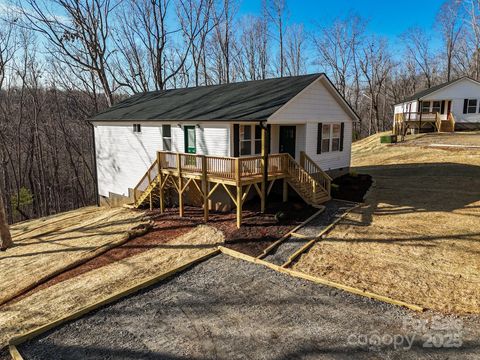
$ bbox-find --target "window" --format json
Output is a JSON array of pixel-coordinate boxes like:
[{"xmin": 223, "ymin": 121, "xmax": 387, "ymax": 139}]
[
  {"xmin": 162, "ymin": 124, "xmax": 171, "ymax": 151},
  {"xmin": 467, "ymin": 99, "xmax": 477, "ymax": 114},
  {"xmin": 133, "ymin": 124, "xmax": 141, "ymax": 133},
  {"xmin": 331, "ymin": 124, "xmax": 341, "ymax": 152},
  {"xmin": 432, "ymin": 101, "xmax": 441, "ymax": 114},
  {"xmin": 321, "ymin": 124, "xmax": 331, "ymax": 153},
  {"xmin": 421, "ymin": 101, "xmax": 431, "ymax": 114},
  {"xmin": 240, "ymin": 125, "xmax": 252, "ymax": 156},
  {"xmin": 319, "ymin": 123, "xmax": 342, "ymax": 153}
]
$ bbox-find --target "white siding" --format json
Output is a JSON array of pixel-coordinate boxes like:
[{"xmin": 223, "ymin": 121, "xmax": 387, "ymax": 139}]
[
  {"xmin": 267, "ymin": 78, "xmax": 353, "ymax": 170},
  {"xmin": 304, "ymin": 122, "xmax": 352, "ymax": 172},
  {"xmin": 394, "ymin": 101, "xmax": 417, "ymax": 114},
  {"xmin": 422, "ymin": 79, "xmax": 480, "ymax": 123},
  {"xmin": 420, "ymin": 79, "xmax": 480, "ymax": 123},
  {"xmin": 94, "ymin": 121, "xmax": 229, "ymax": 197}
]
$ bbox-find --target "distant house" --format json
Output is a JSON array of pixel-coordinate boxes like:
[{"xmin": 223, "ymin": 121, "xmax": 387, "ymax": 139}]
[
  {"xmin": 90, "ymin": 74, "xmax": 359, "ymax": 225},
  {"xmin": 393, "ymin": 77, "xmax": 480, "ymax": 134}
]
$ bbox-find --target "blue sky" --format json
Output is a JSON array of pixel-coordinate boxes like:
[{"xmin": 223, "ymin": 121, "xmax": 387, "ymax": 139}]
[{"xmin": 239, "ymin": 0, "xmax": 443, "ymax": 42}]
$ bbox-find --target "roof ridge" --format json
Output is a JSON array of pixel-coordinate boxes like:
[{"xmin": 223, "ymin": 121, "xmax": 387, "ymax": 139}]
[
  {"xmin": 138, "ymin": 73, "xmax": 323, "ymax": 96},
  {"xmin": 396, "ymin": 76, "xmax": 480, "ymax": 104}
]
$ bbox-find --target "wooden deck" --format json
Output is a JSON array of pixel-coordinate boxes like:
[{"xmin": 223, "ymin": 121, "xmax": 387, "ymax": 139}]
[
  {"xmin": 133, "ymin": 151, "xmax": 332, "ymax": 227},
  {"xmin": 393, "ymin": 112, "xmax": 456, "ymax": 136}
]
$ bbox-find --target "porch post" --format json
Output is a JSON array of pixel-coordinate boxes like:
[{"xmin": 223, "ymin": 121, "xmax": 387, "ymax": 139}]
[
  {"xmin": 157, "ymin": 152, "xmax": 164, "ymax": 213},
  {"xmin": 201, "ymin": 155, "xmax": 209, "ymax": 222},
  {"xmin": 260, "ymin": 121, "xmax": 269, "ymax": 213},
  {"xmin": 235, "ymin": 158, "xmax": 242, "ymax": 228},
  {"xmin": 177, "ymin": 153, "xmax": 184, "ymax": 217},
  {"xmin": 418, "ymin": 100, "xmax": 423, "ymax": 134}
]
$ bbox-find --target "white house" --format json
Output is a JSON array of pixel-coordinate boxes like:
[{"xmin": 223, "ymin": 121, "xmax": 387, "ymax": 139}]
[
  {"xmin": 90, "ymin": 74, "xmax": 359, "ymax": 214},
  {"xmin": 393, "ymin": 77, "xmax": 480, "ymax": 134}
]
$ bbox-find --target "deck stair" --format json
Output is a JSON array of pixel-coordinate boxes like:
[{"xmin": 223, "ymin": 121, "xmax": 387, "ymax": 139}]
[
  {"xmin": 286, "ymin": 152, "xmax": 331, "ymax": 207},
  {"xmin": 132, "ymin": 151, "xmax": 331, "ymax": 225}
]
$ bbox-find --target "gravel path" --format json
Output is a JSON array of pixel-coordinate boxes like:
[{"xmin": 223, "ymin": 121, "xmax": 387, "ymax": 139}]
[
  {"xmin": 263, "ymin": 235, "xmax": 310, "ymax": 265},
  {"xmin": 295, "ymin": 199, "xmax": 356, "ymax": 238},
  {"xmin": 263, "ymin": 200, "xmax": 356, "ymax": 266},
  {"xmin": 17, "ymin": 255, "xmax": 479, "ymax": 359}
]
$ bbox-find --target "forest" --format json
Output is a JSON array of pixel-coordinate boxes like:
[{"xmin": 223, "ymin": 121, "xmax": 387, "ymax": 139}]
[{"xmin": 0, "ymin": 0, "xmax": 478, "ymax": 223}]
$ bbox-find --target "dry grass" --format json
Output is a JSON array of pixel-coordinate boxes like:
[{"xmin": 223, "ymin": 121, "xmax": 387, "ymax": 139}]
[
  {"xmin": 294, "ymin": 132, "xmax": 480, "ymax": 314},
  {"xmin": 1, "ymin": 207, "xmax": 150, "ymax": 305},
  {"xmin": 0, "ymin": 225, "xmax": 223, "ymax": 347}
]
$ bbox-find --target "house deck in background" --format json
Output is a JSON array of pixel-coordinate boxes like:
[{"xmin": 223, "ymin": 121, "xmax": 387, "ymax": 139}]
[
  {"xmin": 90, "ymin": 74, "xmax": 359, "ymax": 227},
  {"xmin": 393, "ymin": 77, "xmax": 480, "ymax": 135}
]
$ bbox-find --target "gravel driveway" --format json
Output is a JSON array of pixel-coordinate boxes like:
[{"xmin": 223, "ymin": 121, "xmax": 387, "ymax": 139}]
[{"xmin": 17, "ymin": 254, "xmax": 479, "ymax": 359}]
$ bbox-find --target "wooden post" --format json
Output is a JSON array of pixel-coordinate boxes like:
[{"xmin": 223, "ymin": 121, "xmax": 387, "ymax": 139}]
[
  {"xmin": 419, "ymin": 103, "xmax": 423, "ymax": 134},
  {"xmin": 147, "ymin": 170, "xmax": 153, "ymax": 211},
  {"xmin": 283, "ymin": 178, "xmax": 288, "ymax": 202},
  {"xmin": 300, "ymin": 151, "xmax": 305, "ymax": 167},
  {"xmin": 260, "ymin": 123, "xmax": 268, "ymax": 213},
  {"xmin": 157, "ymin": 152, "xmax": 164, "ymax": 213},
  {"xmin": 202, "ymin": 155, "xmax": 208, "ymax": 222},
  {"xmin": 235, "ymin": 158, "xmax": 242, "ymax": 228},
  {"xmin": 177, "ymin": 153, "xmax": 184, "ymax": 217}
]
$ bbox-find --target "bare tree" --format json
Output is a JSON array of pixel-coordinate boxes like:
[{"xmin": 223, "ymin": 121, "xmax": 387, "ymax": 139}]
[
  {"xmin": 18, "ymin": 0, "xmax": 117, "ymax": 106},
  {"xmin": 284, "ymin": 23, "xmax": 306, "ymax": 76},
  {"xmin": 0, "ymin": 189, "xmax": 12, "ymax": 250},
  {"xmin": 235, "ymin": 14, "xmax": 269, "ymax": 81},
  {"xmin": 465, "ymin": 0, "xmax": 480, "ymax": 79},
  {"xmin": 437, "ymin": 0, "xmax": 463, "ymax": 81},
  {"xmin": 211, "ymin": 0, "xmax": 237, "ymax": 84},
  {"xmin": 313, "ymin": 15, "xmax": 365, "ymax": 101},
  {"xmin": 360, "ymin": 36, "xmax": 394, "ymax": 134},
  {"xmin": 177, "ymin": 0, "xmax": 216, "ymax": 86},
  {"xmin": 267, "ymin": 0, "xmax": 287, "ymax": 77},
  {"xmin": 401, "ymin": 27, "xmax": 438, "ymax": 88}
]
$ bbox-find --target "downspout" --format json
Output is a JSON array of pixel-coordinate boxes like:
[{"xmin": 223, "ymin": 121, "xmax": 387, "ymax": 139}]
[{"xmin": 88, "ymin": 121, "xmax": 100, "ymax": 207}]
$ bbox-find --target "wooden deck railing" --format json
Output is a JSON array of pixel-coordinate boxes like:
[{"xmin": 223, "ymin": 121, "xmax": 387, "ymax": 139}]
[
  {"xmin": 398, "ymin": 112, "xmax": 439, "ymax": 121},
  {"xmin": 133, "ymin": 151, "xmax": 332, "ymax": 208},
  {"xmin": 155, "ymin": 151, "xmax": 289, "ymax": 182}
]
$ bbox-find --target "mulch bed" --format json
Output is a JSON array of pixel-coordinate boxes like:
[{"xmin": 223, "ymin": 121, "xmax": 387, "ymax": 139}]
[
  {"xmin": 216, "ymin": 199, "xmax": 317, "ymax": 257},
  {"xmin": 3, "ymin": 200, "xmax": 315, "ymax": 307},
  {"xmin": 332, "ymin": 173, "xmax": 372, "ymax": 203}
]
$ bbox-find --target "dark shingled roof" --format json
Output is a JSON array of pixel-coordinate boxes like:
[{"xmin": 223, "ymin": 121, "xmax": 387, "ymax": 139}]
[
  {"xmin": 399, "ymin": 76, "xmax": 480, "ymax": 104},
  {"xmin": 91, "ymin": 74, "xmax": 322, "ymax": 122}
]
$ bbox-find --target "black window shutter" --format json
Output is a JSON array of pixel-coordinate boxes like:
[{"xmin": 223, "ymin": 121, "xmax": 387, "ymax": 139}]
[
  {"xmin": 317, "ymin": 123, "xmax": 323, "ymax": 154},
  {"xmin": 463, "ymin": 99, "xmax": 468, "ymax": 114},
  {"xmin": 233, "ymin": 124, "xmax": 239, "ymax": 157},
  {"xmin": 441, "ymin": 101, "xmax": 445, "ymax": 114},
  {"xmin": 340, "ymin": 122, "xmax": 345, "ymax": 151}
]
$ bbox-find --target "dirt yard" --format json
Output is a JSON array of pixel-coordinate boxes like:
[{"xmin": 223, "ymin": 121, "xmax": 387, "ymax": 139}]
[
  {"xmin": 0, "ymin": 225, "xmax": 223, "ymax": 348},
  {"xmin": 0, "ymin": 207, "xmax": 150, "ymax": 305},
  {"xmin": 294, "ymin": 132, "xmax": 480, "ymax": 314},
  {"xmin": 15, "ymin": 255, "xmax": 480, "ymax": 359}
]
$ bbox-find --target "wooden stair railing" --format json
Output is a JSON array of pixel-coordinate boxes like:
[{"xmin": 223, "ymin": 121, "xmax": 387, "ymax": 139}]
[
  {"xmin": 435, "ymin": 112, "xmax": 442, "ymax": 133},
  {"xmin": 448, "ymin": 113, "xmax": 456, "ymax": 132},
  {"xmin": 284, "ymin": 153, "xmax": 331, "ymax": 206},
  {"xmin": 299, "ymin": 151, "xmax": 332, "ymax": 195},
  {"xmin": 133, "ymin": 159, "xmax": 160, "ymax": 208}
]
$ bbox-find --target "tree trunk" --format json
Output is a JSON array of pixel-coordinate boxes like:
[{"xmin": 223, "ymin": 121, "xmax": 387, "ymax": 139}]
[{"xmin": 0, "ymin": 190, "xmax": 13, "ymax": 250}]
